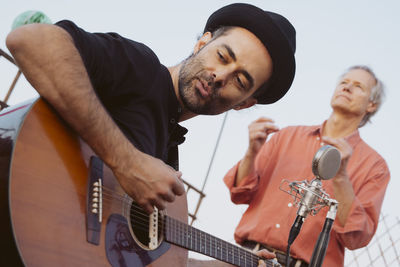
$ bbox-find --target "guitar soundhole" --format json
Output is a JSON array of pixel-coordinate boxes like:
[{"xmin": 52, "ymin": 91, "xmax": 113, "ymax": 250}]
[{"xmin": 129, "ymin": 202, "xmax": 164, "ymax": 250}]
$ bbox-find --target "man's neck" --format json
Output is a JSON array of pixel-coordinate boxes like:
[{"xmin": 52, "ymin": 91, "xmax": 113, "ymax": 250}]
[
  {"xmin": 167, "ymin": 64, "xmax": 197, "ymax": 122},
  {"xmin": 323, "ymin": 112, "xmax": 361, "ymax": 139}
]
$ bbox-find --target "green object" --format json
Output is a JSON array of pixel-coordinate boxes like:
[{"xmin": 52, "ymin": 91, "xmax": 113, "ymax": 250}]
[{"xmin": 11, "ymin": 10, "xmax": 52, "ymax": 30}]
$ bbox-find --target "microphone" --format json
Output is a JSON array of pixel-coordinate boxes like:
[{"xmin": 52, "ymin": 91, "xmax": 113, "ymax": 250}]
[
  {"xmin": 281, "ymin": 145, "xmax": 341, "ymax": 266},
  {"xmin": 297, "ymin": 145, "xmax": 341, "ymax": 217}
]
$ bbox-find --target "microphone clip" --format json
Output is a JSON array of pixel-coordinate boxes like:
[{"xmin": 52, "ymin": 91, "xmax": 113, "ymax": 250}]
[{"xmin": 280, "ymin": 178, "xmax": 333, "ymax": 217}]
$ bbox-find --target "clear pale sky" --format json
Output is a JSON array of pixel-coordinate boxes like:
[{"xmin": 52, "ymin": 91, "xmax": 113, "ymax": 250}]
[{"xmin": 1, "ymin": 0, "xmax": 399, "ymax": 263}]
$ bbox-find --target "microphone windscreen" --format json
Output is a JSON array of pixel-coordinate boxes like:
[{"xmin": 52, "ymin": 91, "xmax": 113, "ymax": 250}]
[{"xmin": 312, "ymin": 145, "xmax": 341, "ymax": 180}]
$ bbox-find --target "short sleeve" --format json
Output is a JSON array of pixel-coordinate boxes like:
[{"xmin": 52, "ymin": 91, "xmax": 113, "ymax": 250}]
[{"xmin": 55, "ymin": 20, "xmax": 160, "ymax": 104}]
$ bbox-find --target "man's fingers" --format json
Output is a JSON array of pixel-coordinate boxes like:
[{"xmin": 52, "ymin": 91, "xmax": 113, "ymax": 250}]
[
  {"xmin": 258, "ymin": 259, "xmax": 267, "ymax": 267},
  {"xmin": 255, "ymin": 116, "xmax": 275, "ymax": 123},
  {"xmin": 172, "ymin": 175, "xmax": 185, "ymax": 196},
  {"xmin": 149, "ymin": 197, "xmax": 166, "ymax": 212},
  {"xmin": 264, "ymin": 124, "xmax": 279, "ymax": 133},
  {"xmin": 322, "ymin": 136, "xmax": 352, "ymax": 155},
  {"xmin": 162, "ymin": 190, "xmax": 176, "ymax": 202},
  {"xmin": 321, "ymin": 136, "xmax": 338, "ymax": 146},
  {"xmin": 141, "ymin": 202, "xmax": 154, "ymax": 215},
  {"xmin": 255, "ymin": 249, "xmax": 276, "ymax": 259},
  {"xmin": 252, "ymin": 121, "xmax": 279, "ymax": 133}
]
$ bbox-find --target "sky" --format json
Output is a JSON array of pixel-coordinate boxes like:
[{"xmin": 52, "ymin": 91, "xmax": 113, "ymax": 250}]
[{"xmin": 1, "ymin": 0, "xmax": 399, "ymax": 264}]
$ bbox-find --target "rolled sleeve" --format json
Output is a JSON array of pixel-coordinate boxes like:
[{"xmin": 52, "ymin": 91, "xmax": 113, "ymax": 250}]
[
  {"xmin": 223, "ymin": 161, "xmax": 260, "ymax": 204},
  {"xmin": 333, "ymin": 165, "xmax": 390, "ymax": 249}
]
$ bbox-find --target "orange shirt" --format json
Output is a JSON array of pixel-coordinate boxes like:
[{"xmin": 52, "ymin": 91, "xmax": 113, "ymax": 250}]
[{"xmin": 224, "ymin": 124, "xmax": 390, "ymax": 267}]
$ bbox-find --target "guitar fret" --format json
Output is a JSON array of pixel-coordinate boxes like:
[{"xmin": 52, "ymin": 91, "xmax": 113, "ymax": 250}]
[
  {"xmin": 195, "ymin": 228, "xmax": 199, "ymax": 253},
  {"xmin": 171, "ymin": 217, "xmax": 175, "ymax": 244},
  {"xmin": 184, "ymin": 222, "xmax": 187, "ymax": 247},
  {"xmin": 189, "ymin": 226, "xmax": 192, "ymax": 250},
  {"xmin": 179, "ymin": 224, "xmax": 185, "ymax": 246},
  {"xmin": 212, "ymin": 235, "xmax": 216, "ymax": 258},
  {"xmin": 225, "ymin": 241, "xmax": 228, "ymax": 262},
  {"xmin": 218, "ymin": 238, "xmax": 222, "ymax": 261},
  {"xmin": 201, "ymin": 230, "xmax": 205, "ymax": 254},
  {"xmin": 214, "ymin": 237, "xmax": 217, "ymax": 259},
  {"xmin": 229, "ymin": 242, "xmax": 234, "ymax": 264},
  {"xmin": 194, "ymin": 227, "xmax": 197, "ymax": 252},
  {"xmin": 206, "ymin": 232, "xmax": 208, "ymax": 255},
  {"xmin": 232, "ymin": 243, "xmax": 235, "ymax": 264},
  {"xmin": 234, "ymin": 245, "xmax": 237, "ymax": 266}
]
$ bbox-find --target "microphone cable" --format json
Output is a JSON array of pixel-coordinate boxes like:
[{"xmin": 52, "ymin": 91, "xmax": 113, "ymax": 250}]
[{"xmin": 286, "ymin": 215, "xmax": 304, "ymax": 266}]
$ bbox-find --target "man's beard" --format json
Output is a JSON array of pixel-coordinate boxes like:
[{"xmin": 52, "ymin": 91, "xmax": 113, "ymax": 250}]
[{"xmin": 178, "ymin": 55, "xmax": 228, "ymax": 115}]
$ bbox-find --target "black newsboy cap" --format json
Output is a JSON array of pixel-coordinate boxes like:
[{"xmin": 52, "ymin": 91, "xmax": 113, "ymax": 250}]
[{"xmin": 204, "ymin": 3, "xmax": 296, "ymax": 104}]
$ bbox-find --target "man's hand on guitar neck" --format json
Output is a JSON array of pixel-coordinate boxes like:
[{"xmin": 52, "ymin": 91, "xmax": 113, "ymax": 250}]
[{"xmin": 256, "ymin": 249, "xmax": 276, "ymax": 267}]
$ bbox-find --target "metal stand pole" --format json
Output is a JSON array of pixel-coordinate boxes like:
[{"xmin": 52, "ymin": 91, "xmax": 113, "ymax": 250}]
[{"xmin": 309, "ymin": 201, "xmax": 338, "ymax": 267}]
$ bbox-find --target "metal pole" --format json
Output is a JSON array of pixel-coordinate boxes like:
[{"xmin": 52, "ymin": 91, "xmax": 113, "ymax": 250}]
[
  {"xmin": 0, "ymin": 49, "xmax": 16, "ymax": 65},
  {"xmin": 201, "ymin": 111, "xmax": 229, "ymax": 192},
  {"xmin": 3, "ymin": 70, "xmax": 22, "ymax": 103}
]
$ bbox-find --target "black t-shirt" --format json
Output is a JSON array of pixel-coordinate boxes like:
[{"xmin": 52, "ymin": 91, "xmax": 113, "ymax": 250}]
[{"xmin": 56, "ymin": 20, "xmax": 187, "ymax": 169}]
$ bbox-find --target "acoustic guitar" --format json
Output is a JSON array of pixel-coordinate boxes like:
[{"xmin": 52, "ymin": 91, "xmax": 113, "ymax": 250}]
[{"xmin": 0, "ymin": 98, "xmax": 279, "ymax": 267}]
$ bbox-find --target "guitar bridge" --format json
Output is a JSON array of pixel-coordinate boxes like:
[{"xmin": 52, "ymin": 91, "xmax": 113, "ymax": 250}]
[
  {"xmin": 86, "ymin": 156, "xmax": 103, "ymax": 245},
  {"xmin": 91, "ymin": 179, "xmax": 103, "ymax": 222}
]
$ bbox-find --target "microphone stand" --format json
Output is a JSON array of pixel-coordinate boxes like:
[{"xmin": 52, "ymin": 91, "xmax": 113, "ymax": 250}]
[
  {"xmin": 309, "ymin": 200, "xmax": 338, "ymax": 267},
  {"xmin": 280, "ymin": 178, "xmax": 338, "ymax": 267},
  {"xmin": 280, "ymin": 145, "xmax": 341, "ymax": 267}
]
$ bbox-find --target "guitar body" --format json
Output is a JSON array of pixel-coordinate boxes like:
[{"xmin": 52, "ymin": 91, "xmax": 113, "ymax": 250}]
[{"xmin": 0, "ymin": 99, "xmax": 188, "ymax": 267}]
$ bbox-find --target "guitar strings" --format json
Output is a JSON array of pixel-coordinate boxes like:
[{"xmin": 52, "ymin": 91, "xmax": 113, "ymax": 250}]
[
  {"xmin": 99, "ymin": 188, "xmax": 164, "ymax": 227},
  {"xmin": 100, "ymin": 187, "xmax": 270, "ymax": 266},
  {"xmin": 99, "ymin": 188, "xmax": 168, "ymax": 230},
  {"xmin": 98, "ymin": 186, "xmax": 273, "ymax": 267},
  {"xmin": 99, "ymin": 188, "xmax": 269, "ymax": 266},
  {"xmin": 165, "ymin": 217, "xmax": 264, "ymax": 266}
]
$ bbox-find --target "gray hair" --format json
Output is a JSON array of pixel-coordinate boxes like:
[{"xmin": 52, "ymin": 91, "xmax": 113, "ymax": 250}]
[{"xmin": 340, "ymin": 65, "xmax": 385, "ymax": 128}]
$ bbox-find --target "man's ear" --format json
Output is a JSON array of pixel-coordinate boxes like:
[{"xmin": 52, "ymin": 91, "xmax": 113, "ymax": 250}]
[
  {"xmin": 193, "ymin": 32, "xmax": 213, "ymax": 54},
  {"xmin": 233, "ymin": 98, "xmax": 258, "ymax": 111},
  {"xmin": 366, "ymin": 100, "xmax": 377, "ymax": 114}
]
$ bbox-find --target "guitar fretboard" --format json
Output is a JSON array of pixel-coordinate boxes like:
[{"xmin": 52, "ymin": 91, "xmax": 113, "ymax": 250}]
[{"xmin": 164, "ymin": 216, "xmax": 277, "ymax": 267}]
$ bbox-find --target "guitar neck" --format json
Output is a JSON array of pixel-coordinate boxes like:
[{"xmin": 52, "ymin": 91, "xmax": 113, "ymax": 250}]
[{"xmin": 164, "ymin": 216, "xmax": 277, "ymax": 267}]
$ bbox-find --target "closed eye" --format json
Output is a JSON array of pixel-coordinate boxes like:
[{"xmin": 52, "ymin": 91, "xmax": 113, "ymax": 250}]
[
  {"xmin": 354, "ymin": 83, "xmax": 364, "ymax": 89},
  {"xmin": 236, "ymin": 75, "xmax": 244, "ymax": 89},
  {"xmin": 217, "ymin": 51, "xmax": 227, "ymax": 63}
]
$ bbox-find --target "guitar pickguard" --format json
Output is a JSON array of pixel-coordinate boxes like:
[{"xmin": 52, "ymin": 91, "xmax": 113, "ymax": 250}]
[{"xmin": 105, "ymin": 214, "xmax": 170, "ymax": 267}]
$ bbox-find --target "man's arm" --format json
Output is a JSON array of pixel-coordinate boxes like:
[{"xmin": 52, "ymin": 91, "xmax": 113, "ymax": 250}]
[
  {"xmin": 236, "ymin": 117, "xmax": 279, "ymax": 186},
  {"xmin": 6, "ymin": 23, "xmax": 184, "ymax": 214},
  {"xmin": 322, "ymin": 136, "xmax": 355, "ymax": 226},
  {"xmin": 223, "ymin": 117, "xmax": 278, "ymax": 204}
]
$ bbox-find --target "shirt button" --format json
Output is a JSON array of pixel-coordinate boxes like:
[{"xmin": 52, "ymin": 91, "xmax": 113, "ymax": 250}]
[
  {"xmin": 275, "ymin": 224, "xmax": 280, "ymax": 229},
  {"xmin": 288, "ymin": 203, "xmax": 293, "ymax": 207},
  {"xmin": 316, "ymin": 137, "xmax": 320, "ymax": 141},
  {"xmin": 170, "ymin": 118, "xmax": 176, "ymax": 124},
  {"xmin": 320, "ymin": 142, "xmax": 324, "ymax": 146}
]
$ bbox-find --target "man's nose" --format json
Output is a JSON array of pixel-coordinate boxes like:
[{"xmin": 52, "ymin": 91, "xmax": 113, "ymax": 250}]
[
  {"xmin": 212, "ymin": 68, "xmax": 232, "ymax": 89},
  {"xmin": 342, "ymin": 83, "xmax": 353, "ymax": 92}
]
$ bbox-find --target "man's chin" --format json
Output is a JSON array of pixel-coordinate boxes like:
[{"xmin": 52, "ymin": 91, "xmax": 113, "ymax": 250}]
[{"xmin": 181, "ymin": 94, "xmax": 224, "ymax": 115}]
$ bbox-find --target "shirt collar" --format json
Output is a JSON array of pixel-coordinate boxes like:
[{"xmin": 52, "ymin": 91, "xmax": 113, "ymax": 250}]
[{"xmin": 309, "ymin": 120, "xmax": 362, "ymax": 148}]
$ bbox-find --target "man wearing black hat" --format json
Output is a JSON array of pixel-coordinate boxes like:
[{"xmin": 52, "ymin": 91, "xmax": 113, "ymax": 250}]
[{"xmin": 7, "ymin": 3, "xmax": 295, "ymax": 216}]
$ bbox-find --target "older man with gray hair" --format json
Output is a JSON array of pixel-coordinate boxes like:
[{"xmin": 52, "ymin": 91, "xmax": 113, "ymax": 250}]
[{"xmin": 220, "ymin": 65, "xmax": 390, "ymax": 267}]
